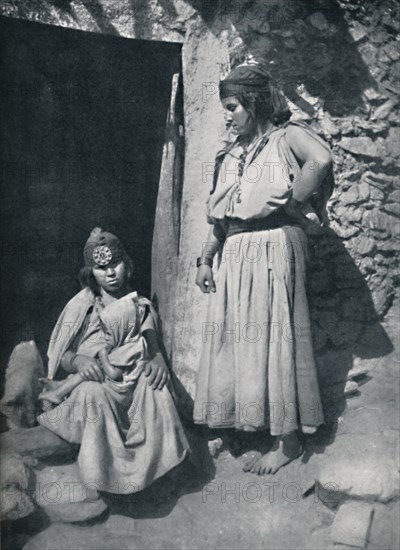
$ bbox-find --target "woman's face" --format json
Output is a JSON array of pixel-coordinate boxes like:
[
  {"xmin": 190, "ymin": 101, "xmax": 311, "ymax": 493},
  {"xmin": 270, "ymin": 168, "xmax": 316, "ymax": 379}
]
[
  {"xmin": 222, "ymin": 96, "xmax": 253, "ymax": 135},
  {"xmin": 92, "ymin": 260, "xmax": 128, "ymax": 294}
]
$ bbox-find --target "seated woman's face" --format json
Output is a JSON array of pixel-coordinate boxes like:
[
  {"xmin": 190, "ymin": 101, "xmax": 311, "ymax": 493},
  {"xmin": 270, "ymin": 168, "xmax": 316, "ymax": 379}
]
[
  {"xmin": 222, "ymin": 96, "xmax": 252, "ymax": 136},
  {"xmin": 92, "ymin": 260, "xmax": 128, "ymax": 294}
]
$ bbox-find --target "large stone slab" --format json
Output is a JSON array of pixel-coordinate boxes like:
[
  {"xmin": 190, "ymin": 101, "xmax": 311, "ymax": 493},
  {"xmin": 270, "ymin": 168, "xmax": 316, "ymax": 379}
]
[
  {"xmin": 0, "ymin": 426, "xmax": 73, "ymax": 459},
  {"xmin": 104, "ymin": 514, "xmax": 137, "ymax": 535},
  {"xmin": 43, "ymin": 499, "xmax": 108, "ymax": 523},
  {"xmin": 331, "ymin": 501, "xmax": 374, "ymax": 548},
  {"xmin": 314, "ymin": 432, "xmax": 400, "ymax": 502},
  {"xmin": 0, "ymin": 453, "xmax": 35, "ymax": 489},
  {"xmin": 338, "ymin": 137, "xmax": 385, "ymax": 158},
  {"xmin": 23, "ymin": 523, "xmax": 152, "ymax": 550},
  {"xmin": 34, "ymin": 462, "xmax": 85, "ymax": 506}
]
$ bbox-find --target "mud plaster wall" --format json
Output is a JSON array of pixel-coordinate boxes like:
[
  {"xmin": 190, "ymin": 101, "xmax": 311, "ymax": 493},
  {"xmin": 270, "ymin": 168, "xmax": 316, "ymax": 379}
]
[{"xmin": 1, "ymin": 1, "xmax": 399, "ymax": 403}]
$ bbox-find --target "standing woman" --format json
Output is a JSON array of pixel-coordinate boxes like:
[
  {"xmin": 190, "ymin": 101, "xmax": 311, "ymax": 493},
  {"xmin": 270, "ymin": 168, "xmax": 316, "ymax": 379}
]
[{"xmin": 194, "ymin": 62, "xmax": 333, "ymax": 475}]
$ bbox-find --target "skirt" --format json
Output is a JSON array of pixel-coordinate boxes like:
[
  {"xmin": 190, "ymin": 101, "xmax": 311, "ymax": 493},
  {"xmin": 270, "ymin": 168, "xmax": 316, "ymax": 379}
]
[
  {"xmin": 193, "ymin": 225, "xmax": 324, "ymax": 436},
  {"xmin": 38, "ymin": 376, "xmax": 189, "ymax": 493}
]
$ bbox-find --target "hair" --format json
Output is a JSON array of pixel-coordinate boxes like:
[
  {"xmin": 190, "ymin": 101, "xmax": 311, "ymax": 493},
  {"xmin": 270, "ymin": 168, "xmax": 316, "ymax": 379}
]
[
  {"xmin": 236, "ymin": 85, "xmax": 291, "ymax": 127},
  {"xmin": 79, "ymin": 255, "xmax": 134, "ymax": 296}
]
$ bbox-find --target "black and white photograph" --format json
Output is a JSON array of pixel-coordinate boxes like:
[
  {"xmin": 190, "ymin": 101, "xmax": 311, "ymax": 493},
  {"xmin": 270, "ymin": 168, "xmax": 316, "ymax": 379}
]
[{"xmin": 0, "ymin": 1, "xmax": 399, "ymax": 549}]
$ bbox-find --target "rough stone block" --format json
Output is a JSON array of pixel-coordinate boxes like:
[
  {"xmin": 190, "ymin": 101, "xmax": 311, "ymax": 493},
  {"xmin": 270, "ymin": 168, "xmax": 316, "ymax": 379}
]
[
  {"xmin": 0, "ymin": 341, "xmax": 44, "ymax": 429},
  {"xmin": 315, "ymin": 432, "xmax": 400, "ymax": 502},
  {"xmin": 43, "ymin": 499, "xmax": 108, "ymax": 523},
  {"xmin": 349, "ymin": 235, "xmax": 376, "ymax": 256},
  {"xmin": 340, "ymin": 187, "xmax": 359, "ymax": 205},
  {"xmin": 34, "ymin": 462, "xmax": 86, "ymax": 506},
  {"xmin": 383, "ymin": 202, "xmax": 400, "ymax": 217},
  {"xmin": 331, "ymin": 501, "xmax": 374, "ymax": 548},
  {"xmin": 361, "ymin": 171, "xmax": 393, "ymax": 190},
  {"xmin": 0, "ymin": 426, "xmax": 73, "ymax": 459},
  {"xmin": 386, "ymin": 127, "xmax": 400, "ymax": 158},
  {"xmin": 363, "ymin": 210, "xmax": 392, "ymax": 238},
  {"xmin": 0, "ymin": 453, "xmax": 35, "ymax": 490},
  {"xmin": 338, "ymin": 137, "xmax": 385, "ymax": 159},
  {"xmin": 372, "ymin": 98, "xmax": 398, "ymax": 120},
  {"xmin": 349, "ymin": 22, "xmax": 367, "ymax": 42},
  {"xmin": 1, "ymin": 485, "xmax": 36, "ymax": 521}
]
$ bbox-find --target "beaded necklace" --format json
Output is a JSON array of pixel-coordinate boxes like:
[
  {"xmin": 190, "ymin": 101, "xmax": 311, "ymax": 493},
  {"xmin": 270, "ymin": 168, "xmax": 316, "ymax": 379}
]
[{"xmin": 228, "ymin": 132, "xmax": 270, "ymax": 203}]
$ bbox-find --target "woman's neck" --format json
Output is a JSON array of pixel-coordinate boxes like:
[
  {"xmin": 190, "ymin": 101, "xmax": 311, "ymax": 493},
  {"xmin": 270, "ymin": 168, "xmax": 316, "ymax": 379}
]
[
  {"xmin": 241, "ymin": 120, "xmax": 275, "ymax": 147},
  {"xmin": 99, "ymin": 285, "xmax": 130, "ymax": 304}
]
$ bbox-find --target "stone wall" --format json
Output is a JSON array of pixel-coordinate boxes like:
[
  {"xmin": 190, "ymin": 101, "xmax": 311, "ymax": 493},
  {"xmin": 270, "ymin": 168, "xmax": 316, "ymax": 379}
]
[{"xmin": 1, "ymin": 0, "xmax": 398, "ymax": 401}]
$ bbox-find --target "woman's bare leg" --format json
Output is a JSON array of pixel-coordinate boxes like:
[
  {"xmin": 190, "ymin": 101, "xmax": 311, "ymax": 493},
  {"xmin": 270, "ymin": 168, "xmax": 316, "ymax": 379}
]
[{"xmin": 243, "ymin": 431, "xmax": 303, "ymax": 475}]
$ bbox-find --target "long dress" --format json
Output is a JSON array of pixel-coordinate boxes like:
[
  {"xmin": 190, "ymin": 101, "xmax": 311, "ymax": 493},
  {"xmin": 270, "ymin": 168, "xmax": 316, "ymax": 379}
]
[
  {"xmin": 38, "ymin": 288, "xmax": 189, "ymax": 494},
  {"xmin": 193, "ymin": 121, "xmax": 330, "ymax": 436}
]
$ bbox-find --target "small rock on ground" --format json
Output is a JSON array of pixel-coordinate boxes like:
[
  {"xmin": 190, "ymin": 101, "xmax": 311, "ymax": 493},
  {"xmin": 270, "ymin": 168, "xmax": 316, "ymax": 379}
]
[{"xmin": 331, "ymin": 501, "xmax": 374, "ymax": 548}]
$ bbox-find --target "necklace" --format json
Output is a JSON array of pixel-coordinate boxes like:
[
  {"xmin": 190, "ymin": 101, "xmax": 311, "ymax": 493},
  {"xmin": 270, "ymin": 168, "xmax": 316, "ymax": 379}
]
[
  {"xmin": 230, "ymin": 126, "xmax": 278, "ymax": 203},
  {"xmin": 231, "ymin": 135, "xmax": 263, "ymax": 203}
]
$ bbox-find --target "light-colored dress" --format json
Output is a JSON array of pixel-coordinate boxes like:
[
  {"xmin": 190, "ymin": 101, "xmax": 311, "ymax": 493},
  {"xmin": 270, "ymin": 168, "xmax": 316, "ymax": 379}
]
[
  {"xmin": 193, "ymin": 121, "xmax": 330, "ymax": 436},
  {"xmin": 38, "ymin": 288, "xmax": 189, "ymax": 494}
]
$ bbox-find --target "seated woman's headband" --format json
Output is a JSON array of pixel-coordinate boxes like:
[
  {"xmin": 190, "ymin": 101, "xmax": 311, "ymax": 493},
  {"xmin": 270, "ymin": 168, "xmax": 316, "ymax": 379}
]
[
  {"xmin": 219, "ymin": 62, "xmax": 272, "ymax": 100},
  {"xmin": 83, "ymin": 227, "xmax": 126, "ymax": 268}
]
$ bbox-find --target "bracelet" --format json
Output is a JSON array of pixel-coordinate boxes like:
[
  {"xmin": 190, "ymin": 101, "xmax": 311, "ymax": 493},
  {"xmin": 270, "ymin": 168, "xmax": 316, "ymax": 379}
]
[{"xmin": 196, "ymin": 256, "xmax": 213, "ymax": 268}]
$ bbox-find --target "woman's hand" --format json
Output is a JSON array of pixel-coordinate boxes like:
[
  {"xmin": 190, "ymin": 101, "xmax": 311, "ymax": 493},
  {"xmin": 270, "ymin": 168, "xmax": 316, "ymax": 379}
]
[
  {"xmin": 144, "ymin": 355, "xmax": 170, "ymax": 390},
  {"xmin": 73, "ymin": 354, "xmax": 104, "ymax": 382},
  {"xmin": 196, "ymin": 265, "xmax": 216, "ymax": 293},
  {"xmin": 284, "ymin": 198, "xmax": 323, "ymax": 237}
]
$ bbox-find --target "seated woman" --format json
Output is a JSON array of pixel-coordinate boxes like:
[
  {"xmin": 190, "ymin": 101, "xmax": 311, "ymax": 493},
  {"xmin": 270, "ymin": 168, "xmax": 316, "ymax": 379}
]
[
  {"xmin": 38, "ymin": 227, "xmax": 189, "ymax": 496},
  {"xmin": 40, "ymin": 292, "xmax": 149, "ymax": 407}
]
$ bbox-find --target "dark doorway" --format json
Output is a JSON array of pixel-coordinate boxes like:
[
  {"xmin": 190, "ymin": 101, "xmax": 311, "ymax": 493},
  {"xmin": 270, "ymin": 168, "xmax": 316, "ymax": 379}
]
[{"xmin": 0, "ymin": 16, "xmax": 182, "ymax": 368}]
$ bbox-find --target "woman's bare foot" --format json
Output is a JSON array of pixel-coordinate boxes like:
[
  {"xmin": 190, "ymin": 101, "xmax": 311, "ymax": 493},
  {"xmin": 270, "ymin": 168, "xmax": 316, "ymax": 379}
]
[{"xmin": 243, "ymin": 432, "xmax": 303, "ymax": 475}]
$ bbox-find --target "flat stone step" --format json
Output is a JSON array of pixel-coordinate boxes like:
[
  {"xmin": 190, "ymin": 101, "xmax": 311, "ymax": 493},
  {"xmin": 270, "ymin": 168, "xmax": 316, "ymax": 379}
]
[
  {"xmin": 0, "ymin": 426, "xmax": 73, "ymax": 459},
  {"xmin": 43, "ymin": 499, "xmax": 108, "ymax": 523},
  {"xmin": 23, "ymin": 523, "xmax": 152, "ymax": 550}
]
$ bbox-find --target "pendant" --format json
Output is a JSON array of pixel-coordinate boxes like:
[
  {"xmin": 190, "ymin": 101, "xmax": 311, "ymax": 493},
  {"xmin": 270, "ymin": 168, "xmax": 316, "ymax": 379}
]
[{"xmin": 236, "ymin": 190, "xmax": 242, "ymax": 203}]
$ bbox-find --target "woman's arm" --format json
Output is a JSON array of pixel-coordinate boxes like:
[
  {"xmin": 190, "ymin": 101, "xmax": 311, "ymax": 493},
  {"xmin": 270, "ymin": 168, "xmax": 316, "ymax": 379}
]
[
  {"xmin": 195, "ymin": 224, "xmax": 221, "ymax": 294},
  {"xmin": 97, "ymin": 348, "xmax": 123, "ymax": 381},
  {"xmin": 59, "ymin": 351, "xmax": 104, "ymax": 382},
  {"xmin": 140, "ymin": 308, "xmax": 170, "ymax": 390},
  {"xmin": 285, "ymin": 124, "xmax": 332, "ymax": 203}
]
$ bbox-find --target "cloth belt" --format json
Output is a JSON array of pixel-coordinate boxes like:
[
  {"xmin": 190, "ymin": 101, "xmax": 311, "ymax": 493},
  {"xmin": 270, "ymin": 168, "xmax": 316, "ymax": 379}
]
[{"xmin": 225, "ymin": 211, "xmax": 297, "ymax": 239}]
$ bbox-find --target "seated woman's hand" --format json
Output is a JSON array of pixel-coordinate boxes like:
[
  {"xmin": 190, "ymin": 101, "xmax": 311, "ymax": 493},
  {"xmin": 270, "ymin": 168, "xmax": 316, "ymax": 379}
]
[
  {"xmin": 73, "ymin": 354, "xmax": 104, "ymax": 382},
  {"xmin": 196, "ymin": 265, "xmax": 216, "ymax": 294},
  {"xmin": 144, "ymin": 355, "xmax": 170, "ymax": 390}
]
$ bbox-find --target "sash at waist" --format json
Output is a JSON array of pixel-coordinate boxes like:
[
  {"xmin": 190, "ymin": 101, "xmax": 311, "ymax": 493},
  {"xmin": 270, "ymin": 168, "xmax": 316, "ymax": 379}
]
[{"xmin": 225, "ymin": 211, "xmax": 298, "ymax": 238}]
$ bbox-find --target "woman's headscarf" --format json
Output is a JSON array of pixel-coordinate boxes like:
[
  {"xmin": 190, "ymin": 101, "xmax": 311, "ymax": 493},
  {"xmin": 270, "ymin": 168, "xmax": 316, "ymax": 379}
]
[
  {"xmin": 83, "ymin": 227, "xmax": 130, "ymax": 268},
  {"xmin": 219, "ymin": 61, "xmax": 272, "ymax": 99},
  {"xmin": 219, "ymin": 61, "xmax": 288, "ymax": 119}
]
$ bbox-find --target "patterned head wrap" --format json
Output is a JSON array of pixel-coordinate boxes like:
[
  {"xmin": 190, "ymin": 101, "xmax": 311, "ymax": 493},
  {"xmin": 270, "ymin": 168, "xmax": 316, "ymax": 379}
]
[{"xmin": 83, "ymin": 227, "xmax": 128, "ymax": 268}]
